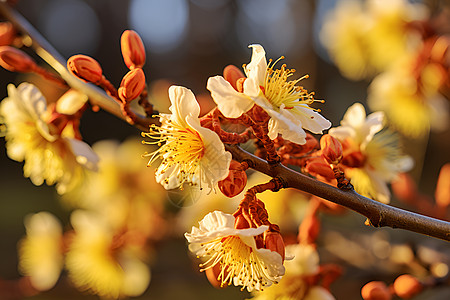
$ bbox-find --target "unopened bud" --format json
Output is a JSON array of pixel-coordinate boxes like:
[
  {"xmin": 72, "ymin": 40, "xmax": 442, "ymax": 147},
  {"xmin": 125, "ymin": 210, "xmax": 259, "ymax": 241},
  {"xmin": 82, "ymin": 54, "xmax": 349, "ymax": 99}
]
[
  {"xmin": 435, "ymin": 163, "xmax": 450, "ymax": 208},
  {"xmin": 0, "ymin": 46, "xmax": 36, "ymax": 72},
  {"xmin": 121, "ymin": 30, "xmax": 146, "ymax": 69},
  {"xmin": 205, "ymin": 264, "xmax": 227, "ymax": 289},
  {"xmin": 392, "ymin": 173, "xmax": 418, "ymax": 203},
  {"xmin": 361, "ymin": 281, "xmax": 392, "ymax": 300},
  {"xmin": 67, "ymin": 54, "xmax": 103, "ymax": 84},
  {"xmin": 320, "ymin": 134, "xmax": 343, "ymax": 165},
  {"xmin": 118, "ymin": 68, "xmax": 146, "ymax": 103},
  {"xmin": 264, "ymin": 230, "xmax": 285, "ymax": 261},
  {"xmin": 234, "ymin": 213, "xmax": 250, "ymax": 229},
  {"xmin": 56, "ymin": 89, "xmax": 88, "ymax": 115},
  {"xmin": 393, "ymin": 274, "xmax": 423, "ymax": 299},
  {"xmin": 223, "ymin": 65, "xmax": 245, "ymax": 91},
  {"xmin": 341, "ymin": 150, "xmax": 365, "ymax": 168},
  {"xmin": 305, "ymin": 156, "xmax": 335, "ymax": 181},
  {"xmin": 298, "ymin": 213, "xmax": 320, "ymax": 245},
  {"xmin": 218, "ymin": 160, "xmax": 247, "ymax": 198},
  {"xmin": 0, "ymin": 22, "xmax": 16, "ymax": 46}
]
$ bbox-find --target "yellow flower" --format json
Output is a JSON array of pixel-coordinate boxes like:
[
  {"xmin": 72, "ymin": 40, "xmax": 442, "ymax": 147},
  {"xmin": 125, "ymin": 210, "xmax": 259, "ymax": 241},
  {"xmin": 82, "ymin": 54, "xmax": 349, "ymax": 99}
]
[
  {"xmin": 368, "ymin": 56, "xmax": 449, "ymax": 138},
  {"xmin": 185, "ymin": 211, "xmax": 285, "ymax": 292},
  {"xmin": 330, "ymin": 103, "xmax": 413, "ymax": 203},
  {"xmin": 207, "ymin": 44, "xmax": 331, "ymax": 145},
  {"xmin": 251, "ymin": 244, "xmax": 335, "ymax": 300},
  {"xmin": 143, "ymin": 85, "xmax": 231, "ymax": 191},
  {"xmin": 0, "ymin": 83, "xmax": 98, "ymax": 194},
  {"xmin": 18, "ymin": 212, "xmax": 64, "ymax": 291},
  {"xmin": 65, "ymin": 210, "xmax": 150, "ymax": 298}
]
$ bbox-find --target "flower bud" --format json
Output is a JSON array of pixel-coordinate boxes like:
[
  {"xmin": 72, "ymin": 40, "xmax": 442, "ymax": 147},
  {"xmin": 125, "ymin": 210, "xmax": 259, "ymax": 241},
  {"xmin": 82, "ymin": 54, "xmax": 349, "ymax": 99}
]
[
  {"xmin": 223, "ymin": 64, "xmax": 245, "ymax": 91},
  {"xmin": 67, "ymin": 54, "xmax": 103, "ymax": 84},
  {"xmin": 393, "ymin": 274, "xmax": 423, "ymax": 299},
  {"xmin": 118, "ymin": 68, "xmax": 146, "ymax": 103},
  {"xmin": 320, "ymin": 134, "xmax": 343, "ymax": 165},
  {"xmin": 205, "ymin": 264, "xmax": 227, "ymax": 289},
  {"xmin": 305, "ymin": 156, "xmax": 335, "ymax": 181},
  {"xmin": 218, "ymin": 160, "xmax": 247, "ymax": 198},
  {"xmin": 236, "ymin": 77, "xmax": 246, "ymax": 93},
  {"xmin": 234, "ymin": 213, "xmax": 250, "ymax": 229},
  {"xmin": 361, "ymin": 281, "xmax": 392, "ymax": 300},
  {"xmin": 298, "ymin": 213, "xmax": 320, "ymax": 245},
  {"xmin": 264, "ymin": 231, "xmax": 285, "ymax": 261},
  {"xmin": 341, "ymin": 150, "xmax": 365, "ymax": 168},
  {"xmin": 121, "ymin": 30, "xmax": 146, "ymax": 69},
  {"xmin": 0, "ymin": 22, "xmax": 16, "ymax": 46},
  {"xmin": 0, "ymin": 46, "xmax": 36, "ymax": 72},
  {"xmin": 435, "ymin": 163, "xmax": 450, "ymax": 208}
]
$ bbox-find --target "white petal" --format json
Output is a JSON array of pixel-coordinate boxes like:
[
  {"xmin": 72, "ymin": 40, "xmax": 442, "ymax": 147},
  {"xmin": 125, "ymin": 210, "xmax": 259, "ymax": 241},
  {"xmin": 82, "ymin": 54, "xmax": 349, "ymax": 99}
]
[
  {"xmin": 16, "ymin": 83, "xmax": 48, "ymax": 119},
  {"xmin": 67, "ymin": 138, "xmax": 99, "ymax": 171},
  {"xmin": 329, "ymin": 126, "xmax": 355, "ymax": 141},
  {"xmin": 245, "ymin": 44, "xmax": 267, "ymax": 86},
  {"xmin": 266, "ymin": 107, "xmax": 307, "ymax": 144},
  {"xmin": 120, "ymin": 256, "xmax": 151, "ymax": 297},
  {"xmin": 293, "ymin": 104, "xmax": 332, "ymax": 134},
  {"xmin": 168, "ymin": 85, "xmax": 200, "ymax": 125},
  {"xmin": 360, "ymin": 111, "xmax": 384, "ymax": 146},
  {"xmin": 56, "ymin": 89, "xmax": 88, "ymax": 115},
  {"xmin": 342, "ymin": 103, "xmax": 366, "ymax": 128},
  {"xmin": 207, "ymin": 76, "xmax": 254, "ymax": 118},
  {"xmin": 155, "ymin": 164, "xmax": 181, "ymax": 190}
]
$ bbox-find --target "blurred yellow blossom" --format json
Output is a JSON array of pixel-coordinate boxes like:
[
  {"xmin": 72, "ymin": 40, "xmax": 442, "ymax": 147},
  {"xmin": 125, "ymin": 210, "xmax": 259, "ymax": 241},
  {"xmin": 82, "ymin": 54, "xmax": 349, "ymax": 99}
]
[
  {"xmin": 65, "ymin": 210, "xmax": 151, "ymax": 298},
  {"xmin": 330, "ymin": 103, "xmax": 413, "ymax": 203},
  {"xmin": 18, "ymin": 212, "xmax": 64, "ymax": 291},
  {"xmin": 0, "ymin": 83, "xmax": 98, "ymax": 194},
  {"xmin": 368, "ymin": 55, "xmax": 449, "ymax": 138},
  {"xmin": 321, "ymin": 0, "xmax": 426, "ymax": 80}
]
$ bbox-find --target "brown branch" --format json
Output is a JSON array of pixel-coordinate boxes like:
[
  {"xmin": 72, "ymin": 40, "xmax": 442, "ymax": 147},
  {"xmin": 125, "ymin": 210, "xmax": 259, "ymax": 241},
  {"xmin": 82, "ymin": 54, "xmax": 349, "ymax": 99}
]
[{"xmin": 1, "ymin": 3, "xmax": 449, "ymax": 241}]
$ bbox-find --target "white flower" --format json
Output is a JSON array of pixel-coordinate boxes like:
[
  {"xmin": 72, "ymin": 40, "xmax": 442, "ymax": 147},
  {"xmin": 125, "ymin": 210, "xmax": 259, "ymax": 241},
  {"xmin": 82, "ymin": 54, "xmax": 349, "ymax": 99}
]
[
  {"xmin": 207, "ymin": 44, "xmax": 331, "ymax": 145},
  {"xmin": 185, "ymin": 210, "xmax": 285, "ymax": 292},
  {"xmin": 0, "ymin": 83, "xmax": 98, "ymax": 194},
  {"xmin": 329, "ymin": 103, "xmax": 413, "ymax": 203},
  {"xmin": 143, "ymin": 85, "xmax": 231, "ymax": 191},
  {"xmin": 18, "ymin": 212, "xmax": 64, "ymax": 291}
]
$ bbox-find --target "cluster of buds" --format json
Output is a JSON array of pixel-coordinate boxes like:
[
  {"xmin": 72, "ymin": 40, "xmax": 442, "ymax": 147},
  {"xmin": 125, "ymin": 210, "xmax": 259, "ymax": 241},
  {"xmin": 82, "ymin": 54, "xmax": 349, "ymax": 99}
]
[
  {"xmin": 67, "ymin": 30, "xmax": 152, "ymax": 125},
  {"xmin": 361, "ymin": 274, "xmax": 425, "ymax": 300}
]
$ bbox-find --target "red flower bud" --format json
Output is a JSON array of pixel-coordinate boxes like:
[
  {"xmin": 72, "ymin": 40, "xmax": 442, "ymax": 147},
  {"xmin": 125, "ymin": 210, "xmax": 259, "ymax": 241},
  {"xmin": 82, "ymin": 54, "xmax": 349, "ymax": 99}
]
[
  {"xmin": 341, "ymin": 150, "xmax": 365, "ymax": 168},
  {"xmin": 264, "ymin": 231, "xmax": 285, "ymax": 261},
  {"xmin": 118, "ymin": 68, "xmax": 146, "ymax": 103},
  {"xmin": 361, "ymin": 281, "xmax": 392, "ymax": 300},
  {"xmin": 0, "ymin": 22, "xmax": 16, "ymax": 46},
  {"xmin": 0, "ymin": 46, "xmax": 36, "ymax": 72},
  {"xmin": 435, "ymin": 163, "xmax": 450, "ymax": 208},
  {"xmin": 223, "ymin": 64, "xmax": 245, "ymax": 91},
  {"xmin": 320, "ymin": 134, "xmax": 343, "ymax": 165},
  {"xmin": 305, "ymin": 156, "xmax": 335, "ymax": 181},
  {"xmin": 67, "ymin": 54, "xmax": 103, "ymax": 84},
  {"xmin": 218, "ymin": 160, "xmax": 247, "ymax": 198},
  {"xmin": 121, "ymin": 30, "xmax": 146, "ymax": 69},
  {"xmin": 393, "ymin": 275, "xmax": 423, "ymax": 299}
]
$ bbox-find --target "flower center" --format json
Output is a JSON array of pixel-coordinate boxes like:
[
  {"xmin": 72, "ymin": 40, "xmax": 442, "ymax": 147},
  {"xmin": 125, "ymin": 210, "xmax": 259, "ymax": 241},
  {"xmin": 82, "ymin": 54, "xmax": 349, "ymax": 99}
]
[
  {"xmin": 142, "ymin": 118, "xmax": 205, "ymax": 188},
  {"xmin": 198, "ymin": 236, "xmax": 275, "ymax": 291},
  {"xmin": 262, "ymin": 57, "xmax": 322, "ymax": 111}
]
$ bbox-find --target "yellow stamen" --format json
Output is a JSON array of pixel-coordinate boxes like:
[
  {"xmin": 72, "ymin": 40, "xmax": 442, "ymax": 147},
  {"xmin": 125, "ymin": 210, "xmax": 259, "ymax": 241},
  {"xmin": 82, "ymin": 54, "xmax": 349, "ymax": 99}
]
[{"xmin": 142, "ymin": 117, "xmax": 205, "ymax": 188}]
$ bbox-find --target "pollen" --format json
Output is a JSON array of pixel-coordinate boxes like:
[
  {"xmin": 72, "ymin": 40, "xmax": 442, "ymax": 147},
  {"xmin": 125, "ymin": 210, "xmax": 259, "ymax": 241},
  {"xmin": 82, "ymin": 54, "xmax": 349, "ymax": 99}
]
[
  {"xmin": 198, "ymin": 236, "xmax": 271, "ymax": 291},
  {"xmin": 262, "ymin": 57, "xmax": 322, "ymax": 112},
  {"xmin": 142, "ymin": 118, "xmax": 205, "ymax": 187}
]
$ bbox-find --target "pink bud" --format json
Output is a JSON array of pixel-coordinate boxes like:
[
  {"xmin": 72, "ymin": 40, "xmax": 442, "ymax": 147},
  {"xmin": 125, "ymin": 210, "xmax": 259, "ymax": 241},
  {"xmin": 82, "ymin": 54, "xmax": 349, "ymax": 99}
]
[
  {"xmin": 0, "ymin": 22, "xmax": 16, "ymax": 46},
  {"xmin": 361, "ymin": 281, "xmax": 392, "ymax": 300},
  {"xmin": 218, "ymin": 160, "xmax": 247, "ymax": 198},
  {"xmin": 118, "ymin": 68, "xmax": 146, "ymax": 102},
  {"xmin": 320, "ymin": 134, "xmax": 343, "ymax": 165},
  {"xmin": 264, "ymin": 231, "xmax": 285, "ymax": 261},
  {"xmin": 305, "ymin": 156, "xmax": 335, "ymax": 181},
  {"xmin": 121, "ymin": 30, "xmax": 146, "ymax": 69},
  {"xmin": 223, "ymin": 65, "xmax": 245, "ymax": 91},
  {"xmin": 67, "ymin": 55, "xmax": 103, "ymax": 84},
  {"xmin": 393, "ymin": 275, "xmax": 423, "ymax": 299},
  {"xmin": 0, "ymin": 46, "xmax": 36, "ymax": 72}
]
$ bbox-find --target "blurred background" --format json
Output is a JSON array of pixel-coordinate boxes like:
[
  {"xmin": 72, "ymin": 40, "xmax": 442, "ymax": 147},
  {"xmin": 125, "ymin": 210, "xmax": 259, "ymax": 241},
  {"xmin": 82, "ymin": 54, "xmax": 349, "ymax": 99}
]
[{"xmin": 0, "ymin": 0, "xmax": 449, "ymax": 299}]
